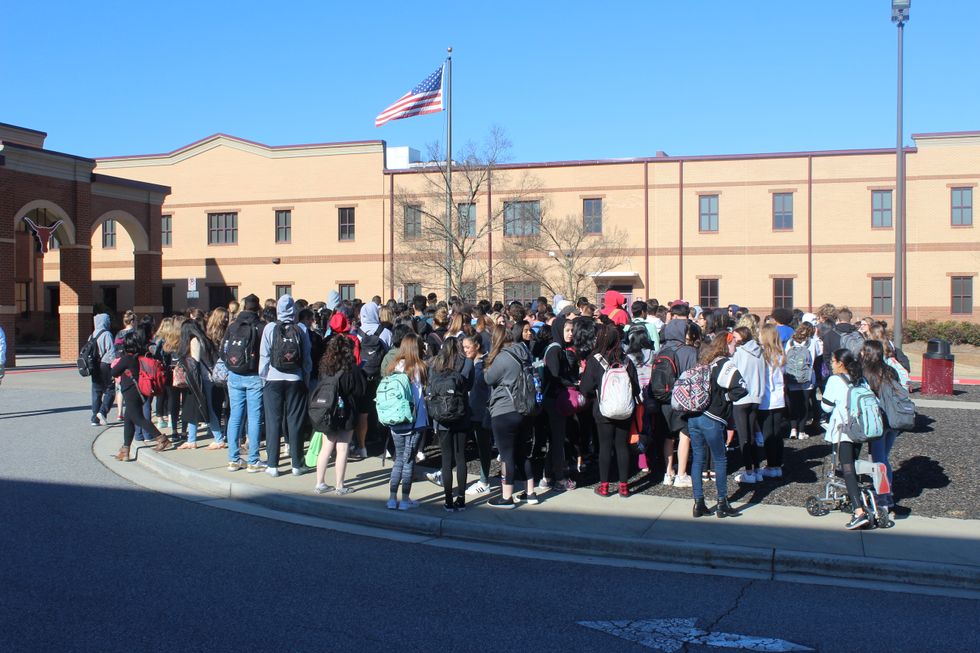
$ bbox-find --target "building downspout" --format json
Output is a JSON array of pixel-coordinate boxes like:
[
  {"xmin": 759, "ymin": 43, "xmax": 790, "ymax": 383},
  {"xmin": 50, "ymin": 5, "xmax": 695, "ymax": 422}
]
[
  {"xmin": 678, "ymin": 160, "xmax": 684, "ymax": 300},
  {"xmin": 643, "ymin": 161, "xmax": 650, "ymax": 297},
  {"xmin": 388, "ymin": 173, "xmax": 395, "ymax": 300},
  {"xmin": 807, "ymin": 155, "xmax": 813, "ymax": 312},
  {"xmin": 487, "ymin": 174, "xmax": 493, "ymax": 299}
]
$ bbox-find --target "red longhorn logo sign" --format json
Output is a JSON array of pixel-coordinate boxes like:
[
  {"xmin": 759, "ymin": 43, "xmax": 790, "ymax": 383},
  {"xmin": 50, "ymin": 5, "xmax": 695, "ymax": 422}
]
[{"xmin": 22, "ymin": 216, "xmax": 64, "ymax": 254}]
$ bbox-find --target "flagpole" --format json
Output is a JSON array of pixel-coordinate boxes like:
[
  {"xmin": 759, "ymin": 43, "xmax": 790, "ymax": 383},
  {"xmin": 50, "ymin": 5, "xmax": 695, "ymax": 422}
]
[{"xmin": 445, "ymin": 47, "xmax": 453, "ymax": 299}]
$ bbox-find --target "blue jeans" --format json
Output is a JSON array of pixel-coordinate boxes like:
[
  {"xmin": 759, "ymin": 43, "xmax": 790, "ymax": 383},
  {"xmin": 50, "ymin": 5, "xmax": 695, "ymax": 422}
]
[
  {"xmin": 90, "ymin": 363, "xmax": 115, "ymax": 421},
  {"xmin": 388, "ymin": 428, "xmax": 422, "ymax": 495},
  {"xmin": 227, "ymin": 372, "xmax": 264, "ymax": 465},
  {"xmin": 870, "ymin": 429, "xmax": 898, "ymax": 508},
  {"xmin": 135, "ymin": 395, "xmax": 153, "ymax": 440},
  {"xmin": 200, "ymin": 371, "xmax": 225, "ymax": 444},
  {"xmin": 688, "ymin": 414, "xmax": 729, "ymax": 501}
]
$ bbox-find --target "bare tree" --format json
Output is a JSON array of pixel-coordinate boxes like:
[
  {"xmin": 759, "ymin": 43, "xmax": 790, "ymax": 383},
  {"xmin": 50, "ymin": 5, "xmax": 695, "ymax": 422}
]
[
  {"xmin": 499, "ymin": 203, "xmax": 631, "ymax": 301},
  {"xmin": 392, "ymin": 127, "xmax": 535, "ymax": 300}
]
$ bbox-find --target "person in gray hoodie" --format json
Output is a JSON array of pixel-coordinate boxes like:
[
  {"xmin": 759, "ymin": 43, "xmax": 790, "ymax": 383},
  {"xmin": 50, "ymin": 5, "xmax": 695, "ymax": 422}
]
[
  {"xmin": 731, "ymin": 326, "xmax": 766, "ymax": 484},
  {"xmin": 259, "ymin": 295, "xmax": 312, "ymax": 476},
  {"xmin": 89, "ymin": 313, "xmax": 116, "ymax": 426},
  {"xmin": 351, "ymin": 302, "xmax": 394, "ymax": 458},
  {"xmin": 658, "ymin": 319, "xmax": 699, "ymax": 488},
  {"xmin": 483, "ymin": 325, "xmax": 536, "ymax": 508}
]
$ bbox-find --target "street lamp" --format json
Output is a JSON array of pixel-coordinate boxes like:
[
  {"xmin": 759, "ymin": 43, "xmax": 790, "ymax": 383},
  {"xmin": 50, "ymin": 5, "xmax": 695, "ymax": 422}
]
[{"xmin": 891, "ymin": 0, "xmax": 909, "ymax": 347}]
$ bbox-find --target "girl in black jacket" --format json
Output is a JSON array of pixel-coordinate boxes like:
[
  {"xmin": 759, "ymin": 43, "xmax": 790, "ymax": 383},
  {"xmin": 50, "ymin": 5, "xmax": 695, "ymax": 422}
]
[
  {"xmin": 110, "ymin": 331, "xmax": 169, "ymax": 461},
  {"xmin": 541, "ymin": 315, "xmax": 578, "ymax": 491},
  {"xmin": 313, "ymin": 336, "xmax": 367, "ymax": 495}
]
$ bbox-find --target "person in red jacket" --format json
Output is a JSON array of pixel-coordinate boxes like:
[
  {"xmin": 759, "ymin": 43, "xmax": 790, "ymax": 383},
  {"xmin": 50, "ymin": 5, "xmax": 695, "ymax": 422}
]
[
  {"xmin": 328, "ymin": 311, "xmax": 361, "ymax": 364},
  {"xmin": 600, "ymin": 290, "xmax": 629, "ymax": 327}
]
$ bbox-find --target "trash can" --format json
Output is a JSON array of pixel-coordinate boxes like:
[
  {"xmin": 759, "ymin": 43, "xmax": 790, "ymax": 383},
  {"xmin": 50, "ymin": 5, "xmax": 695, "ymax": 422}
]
[{"xmin": 921, "ymin": 338, "xmax": 954, "ymax": 395}]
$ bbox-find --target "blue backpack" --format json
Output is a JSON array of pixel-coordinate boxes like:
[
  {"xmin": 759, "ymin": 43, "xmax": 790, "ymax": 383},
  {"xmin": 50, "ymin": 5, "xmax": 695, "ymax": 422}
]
[{"xmin": 843, "ymin": 380, "xmax": 884, "ymax": 443}]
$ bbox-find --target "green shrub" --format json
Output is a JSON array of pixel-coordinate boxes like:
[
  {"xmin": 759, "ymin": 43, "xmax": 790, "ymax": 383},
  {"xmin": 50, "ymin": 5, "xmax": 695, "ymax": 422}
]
[{"xmin": 904, "ymin": 320, "xmax": 980, "ymax": 346}]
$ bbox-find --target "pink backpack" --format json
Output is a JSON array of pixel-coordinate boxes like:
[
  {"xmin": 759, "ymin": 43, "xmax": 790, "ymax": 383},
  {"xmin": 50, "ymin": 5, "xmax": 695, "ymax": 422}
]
[{"xmin": 670, "ymin": 364, "xmax": 712, "ymax": 414}]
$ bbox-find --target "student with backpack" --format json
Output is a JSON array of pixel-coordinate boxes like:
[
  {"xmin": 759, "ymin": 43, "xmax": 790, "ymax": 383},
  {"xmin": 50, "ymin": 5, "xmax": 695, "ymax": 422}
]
[
  {"xmin": 259, "ymin": 295, "xmax": 313, "ymax": 476},
  {"xmin": 175, "ymin": 317, "xmax": 222, "ymax": 449},
  {"xmin": 109, "ymin": 331, "xmax": 170, "ymax": 461},
  {"xmin": 223, "ymin": 294, "xmax": 266, "ymax": 472},
  {"xmin": 381, "ymin": 332, "xmax": 429, "ymax": 510},
  {"xmin": 311, "ymin": 335, "xmax": 367, "ymax": 495},
  {"xmin": 758, "ymin": 324, "xmax": 788, "ymax": 478},
  {"xmin": 822, "ymin": 348, "xmax": 876, "ymax": 530},
  {"xmin": 784, "ymin": 322, "xmax": 819, "ymax": 439},
  {"xmin": 462, "ymin": 334, "xmax": 494, "ymax": 496},
  {"xmin": 483, "ymin": 325, "xmax": 538, "ymax": 508},
  {"xmin": 822, "ymin": 307, "xmax": 864, "ymax": 364},
  {"xmin": 599, "ymin": 290, "xmax": 629, "ymax": 327},
  {"xmin": 731, "ymin": 326, "xmax": 765, "ymax": 484},
  {"xmin": 540, "ymin": 315, "xmax": 578, "ymax": 492},
  {"xmin": 629, "ymin": 300, "xmax": 660, "ymax": 352},
  {"xmin": 686, "ymin": 332, "xmax": 747, "ymax": 518},
  {"xmin": 579, "ymin": 325, "xmax": 641, "ymax": 498},
  {"xmin": 625, "ymin": 319, "xmax": 656, "ymax": 474},
  {"xmin": 654, "ymin": 319, "xmax": 699, "ymax": 488},
  {"xmin": 87, "ymin": 313, "xmax": 116, "ymax": 427},
  {"xmin": 352, "ymin": 302, "xmax": 392, "ymax": 460},
  {"xmin": 425, "ymin": 337, "xmax": 474, "ymax": 511}
]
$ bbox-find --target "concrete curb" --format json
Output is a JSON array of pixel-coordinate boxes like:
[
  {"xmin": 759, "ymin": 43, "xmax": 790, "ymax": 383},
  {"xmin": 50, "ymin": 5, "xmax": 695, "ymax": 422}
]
[{"xmin": 127, "ymin": 440, "xmax": 980, "ymax": 594}]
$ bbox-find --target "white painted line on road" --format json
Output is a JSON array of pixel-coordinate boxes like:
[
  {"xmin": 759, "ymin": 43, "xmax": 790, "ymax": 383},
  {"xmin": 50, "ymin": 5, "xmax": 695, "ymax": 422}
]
[{"xmin": 578, "ymin": 618, "xmax": 813, "ymax": 652}]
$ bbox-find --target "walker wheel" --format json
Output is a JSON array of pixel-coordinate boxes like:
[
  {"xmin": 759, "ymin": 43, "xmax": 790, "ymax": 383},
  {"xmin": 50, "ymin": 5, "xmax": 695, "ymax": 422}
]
[
  {"xmin": 875, "ymin": 508, "xmax": 893, "ymax": 529},
  {"xmin": 839, "ymin": 501, "xmax": 853, "ymax": 514},
  {"xmin": 804, "ymin": 496, "xmax": 825, "ymax": 517}
]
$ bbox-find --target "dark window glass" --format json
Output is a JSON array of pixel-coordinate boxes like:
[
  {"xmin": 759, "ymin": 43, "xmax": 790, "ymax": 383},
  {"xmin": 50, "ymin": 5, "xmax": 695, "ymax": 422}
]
[
  {"xmin": 102, "ymin": 219, "xmax": 116, "ymax": 249},
  {"xmin": 503, "ymin": 201, "xmax": 541, "ymax": 237},
  {"xmin": 208, "ymin": 212, "xmax": 238, "ymax": 244},
  {"xmin": 404, "ymin": 206, "xmax": 422, "ymax": 238},
  {"xmin": 275, "ymin": 210, "xmax": 291, "ymax": 243},
  {"xmin": 339, "ymin": 283, "xmax": 355, "ymax": 301},
  {"xmin": 872, "ymin": 190, "xmax": 893, "ymax": 228},
  {"xmin": 952, "ymin": 187, "xmax": 973, "ymax": 226},
  {"xmin": 275, "ymin": 284, "xmax": 291, "ymax": 298},
  {"xmin": 872, "ymin": 277, "xmax": 893, "ymax": 315},
  {"xmin": 162, "ymin": 286, "xmax": 174, "ymax": 316},
  {"xmin": 161, "ymin": 215, "xmax": 172, "ymax": 247},
  {"xmin": 457, "ymin": 202, "xmax": 476, "ymax": 237},
  {"xmin": 583, "ymin": 198, "xmax": 602, "ymax": 234},
  {"xmin": 952, "ymin": 276, "xmax": 973, "ymax": 314},
  {"xmin": 699, "ymin": 279, "xmax": 719, "ymax": 309},
  {"xmin": 102, "ymin": 286, "xmax": 117, "ymax": 312},
  {"xmin": 773, "ymin": 278, "xmax": 794, "ymax": 310},
  {"xmin": 699, "ymin": 195, "xmax": 719, "ymax": 232},
  {"xmin": 773, "ymin": 193, "xmax": 793, "ymax": 230},
  {"xmin": 209, "ymin": 285, "xmax": 238, "ymax": 311},
  {"xmin": 403, "ymin": 283, "xmax": 421, "ymax": 301},
  {"xmin": 503, "ymin": 281, "xmax": 540, "ymax": 307},
  {"xmin": 338, "ymin": 208, "xmax": 355, "ymax": 241}
]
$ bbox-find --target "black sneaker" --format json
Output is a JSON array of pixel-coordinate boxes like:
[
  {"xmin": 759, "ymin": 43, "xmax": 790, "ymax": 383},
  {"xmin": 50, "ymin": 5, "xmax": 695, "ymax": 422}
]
[
  {"xmin": 845, "ymin": 512, "xmax": 870, "ymax": 530},
  {"xmin": 453, "ymin": 496, "xmax": 466, "ymax": 512},
  {"xmin": 487, "ymin": 496, "xmax": 515, "ymax": 509}
]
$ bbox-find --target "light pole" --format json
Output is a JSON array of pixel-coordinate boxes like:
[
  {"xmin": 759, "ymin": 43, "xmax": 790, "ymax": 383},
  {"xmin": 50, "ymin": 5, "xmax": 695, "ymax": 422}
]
[{"xmin": 892, "ymin": 0, "xmax": 909, "ymax": 347}]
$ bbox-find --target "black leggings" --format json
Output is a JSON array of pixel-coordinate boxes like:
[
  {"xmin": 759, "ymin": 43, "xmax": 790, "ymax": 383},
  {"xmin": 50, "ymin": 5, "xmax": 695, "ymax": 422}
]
[
  {"xmin": 596, "ymin": 417, "xmax": 631, "ymax": 484},
  {"xmin": 121, "ymin": 386, "xmax": 161, "ymax": 448},
  {"xmin": 786, "ymin": 389, "xmax": 809, "ymax": 433},
  {"xmin": 838, "ymin": 441, "xmax": 865, "ymax": 512},
  {"xmin": 471, "ymin": 422, "xmax": 493, "ymax": 483},
  {"xmin": 543, "ymin": 399, "xmax": 569, "ymax": 481},
  {"xmin": 733, "ymin": 403, "xmax": 760, "ymax": 470},
  {"xmin": 438, "ymin": 428, "xmax": 468, "ymax": 502},
  {"xmin": 492, "ymin": 411, "xmax": 533, "ymax": 485},
  {"xmin": 760, "ymin": 408, "xmax": 787, "ymax": 468}
]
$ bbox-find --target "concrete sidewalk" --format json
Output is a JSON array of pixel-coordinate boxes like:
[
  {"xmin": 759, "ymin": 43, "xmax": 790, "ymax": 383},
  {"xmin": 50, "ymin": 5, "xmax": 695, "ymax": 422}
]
[{"xmin": 94, "ymin": 427, "xmax": 980, "ymax": 595}]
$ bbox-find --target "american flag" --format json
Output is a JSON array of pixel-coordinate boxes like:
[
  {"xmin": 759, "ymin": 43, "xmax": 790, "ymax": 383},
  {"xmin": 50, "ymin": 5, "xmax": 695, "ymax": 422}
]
[{"xmin": 375, "ymin": 66, "xmax": 444, "ymax": 127}]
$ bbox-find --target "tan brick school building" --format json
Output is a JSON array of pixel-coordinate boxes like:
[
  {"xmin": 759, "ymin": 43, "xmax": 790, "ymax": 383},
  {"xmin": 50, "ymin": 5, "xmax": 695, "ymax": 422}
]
[{"xmin": 3, "ymin": 122, "xmax": 978, "ymax": 364}]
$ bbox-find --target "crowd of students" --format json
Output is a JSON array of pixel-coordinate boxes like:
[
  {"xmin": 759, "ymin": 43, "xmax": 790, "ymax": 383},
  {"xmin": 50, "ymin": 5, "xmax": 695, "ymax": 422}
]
[{"xmin": 86, "ymin": 289, "xmax": 913, "ymax": 529}]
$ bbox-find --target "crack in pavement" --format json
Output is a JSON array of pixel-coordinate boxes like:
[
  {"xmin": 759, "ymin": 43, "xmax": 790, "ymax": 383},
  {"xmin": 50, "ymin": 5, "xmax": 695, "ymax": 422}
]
[{"xmin": 681, "ymin": 579, "xmax": 755, "ymax": 653}]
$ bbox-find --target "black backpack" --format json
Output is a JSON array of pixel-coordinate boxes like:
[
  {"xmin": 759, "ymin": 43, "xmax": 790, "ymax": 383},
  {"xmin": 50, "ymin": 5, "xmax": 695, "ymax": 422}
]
[
  {"xmin": 77, "ymin": 333, "xmax": 104, "ymax": 377},
  {"xmin": 357, "ymin": 328, "xmax": 387, "ymax": 377},
  {"xmin": 425, "ymin": 367, "xmax": 468, "ymax": 424},
  {"xmin": 308, "ymin": 372, "xmax": 352, "ymax": 432},
  {"xmin": 224, "ymin": 319, "xmax": 259, "ymax": 375},
  {"xmin": 648, "ymin": 347, "xmax": 679, "ymax": 404},
  {"xmin": 270, "ymin": 322, "xmax": 303, "ymax": 373}
]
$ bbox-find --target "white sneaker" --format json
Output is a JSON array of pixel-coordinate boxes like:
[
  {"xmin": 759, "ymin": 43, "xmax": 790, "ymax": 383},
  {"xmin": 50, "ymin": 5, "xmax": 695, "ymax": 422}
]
[
  {"xmin": 662, "ymin": 474, "xmax": 675, "ymax": 486},
  {"xmin": 761, "ymin": 467, "xmax": 783, "ymax": 478},
  {"xmin": 735, "ymin": 470, "xmax": 758, "ymax": 484},
  {"xmin": 426, "ymin": 471, "xmax": 443, "ymax": 486},
  {"xmin": 798, "ymin": 432, "xmax": 810, "ymax": 440},
  {"xmin": 97, "ymin": 413, "xmax": 108, "ymax": 426},
  {"xmin": 266, "ymin": 467, "xmax": 280, "ymax": 478},
  {"xmin": 673, "ymin": 474, "xmax": 693, "ymax": 488},
  {"xmin": 539, "ymin": 478, "xmax": 552, "ymax": 491},
  {"xmin": 292, "ymin": 466, "xmax": 312, "ymax": 476},
  {"xmin": 465, "ymin": 480, "xmax": 491, "ymax": 496},
  {"xmin": 789, "ymin": 428, "xmax": 798, "ymax": 439},
  {"xmin": 398, "ymin": 499, "xmax": 419, "ymax": 511}
]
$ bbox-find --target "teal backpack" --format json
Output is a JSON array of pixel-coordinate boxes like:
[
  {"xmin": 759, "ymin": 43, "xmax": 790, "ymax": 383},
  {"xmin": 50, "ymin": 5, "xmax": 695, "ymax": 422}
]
[
  {"xmin": 843, "ymin": 380, "xmax": 884, "ymax": 443},
  {"xmin": 376, "ymin": 372, "xmax": 414, "ymax": 426}
]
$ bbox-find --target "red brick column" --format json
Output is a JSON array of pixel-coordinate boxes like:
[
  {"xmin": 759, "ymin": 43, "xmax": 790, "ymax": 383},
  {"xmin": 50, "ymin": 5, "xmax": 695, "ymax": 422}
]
[
  {"xmin": 133, "ymin": 250, "xmax": 163, "ymax": 323},
  {"xmin": 0, "ymin": 237, "xmax": 15, "ymax": 368},
  {"xmin": 58, "ymin": 244, "xmax": 93, "ymax": 362}
]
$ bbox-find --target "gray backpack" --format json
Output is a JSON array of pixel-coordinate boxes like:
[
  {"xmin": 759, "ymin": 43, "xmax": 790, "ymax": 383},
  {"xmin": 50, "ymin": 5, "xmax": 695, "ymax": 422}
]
[
  {"xmin": 784, "ymin": 342, "xmax": 812, "ymax": 385},
  {"xmin": 839, "ymin": 330, "xmax": 864, "ymax": 357}
]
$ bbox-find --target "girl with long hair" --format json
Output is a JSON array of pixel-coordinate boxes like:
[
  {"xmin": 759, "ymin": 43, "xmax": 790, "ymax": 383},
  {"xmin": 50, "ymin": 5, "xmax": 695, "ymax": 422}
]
[
  {"xmin": 758, "ymin": 324, "xmax": 788, "ymax": 478},
  {"xmin": 176, "ymin": 318, "xmax": 225, "ymax": 449},
  {"xmin": 785, "ymin": 322, "xmax": 818, "ymax": 439},
  {"xmin": 731, "ymin": 326, "xmax": 764, "ymax": 484},
  {"xmin": 384, "ymin": 332, "xmax": 429, "ymax": 510},
  {"xmin": 109, "ymin": 330, "xmax": 170, "ymax": 461},
  {"xmin": 313, "ymin": 336, "xmax": 367, "ymax": 495},
  {"xmin": 427, "ymin": 336, "xmax": 474, "ymax": 511},
  {"xmin": 540, "ymin": 315, "xmax": 579, "ymax": 492},
  {"xmin": 859, "ymin": 340, "xmax": 903, "ymax": 516}
]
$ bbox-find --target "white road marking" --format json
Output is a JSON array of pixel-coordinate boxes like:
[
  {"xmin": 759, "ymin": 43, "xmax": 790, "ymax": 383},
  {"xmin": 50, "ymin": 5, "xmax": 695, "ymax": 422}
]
[{"xmin": 578, "ymin": 618, "xmax": 813, "ymax": 652}]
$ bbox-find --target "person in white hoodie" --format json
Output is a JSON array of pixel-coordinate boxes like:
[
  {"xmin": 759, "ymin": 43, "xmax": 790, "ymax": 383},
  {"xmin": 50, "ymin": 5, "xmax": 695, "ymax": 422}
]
[
  {"xmin": 758, "ymin": 324, "xmax": 788, "ymax": 478},
  {"xmin": 731, "ymin": 326, "xmax": 765, "ymax": 484}
]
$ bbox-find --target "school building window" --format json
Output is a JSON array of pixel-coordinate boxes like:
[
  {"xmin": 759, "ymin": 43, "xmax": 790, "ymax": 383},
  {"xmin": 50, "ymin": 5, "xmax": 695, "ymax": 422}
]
[
  {"xmin": 403, "ymin": 283, "xmax": 421, "ymax": 301},
  {"xmin": 207, "ymin": 212, "xmax": 238, "ymax": 244},
  {"xmin": 952, "ymin": 276, "xmax": 973, "ymax": 315},
  {"xmin": 162, "ymin": 286, "xmax": 174, "ymax": 316},
  {"xmin": 209, "ymin": 285, "xmax": 238, "ymax": 311},
  {"xmin": 404, "ymin": 205, "xmax": 422, "ymax": 238},
  {"xmin": 872, "ymin": 277, "xmax": 893, "ymax": 315},
  {"xmin": 339, "ymin": 283, "xmax": 355, "ymax": 301},
  {"xmin": 699, "ymin": 278, "xmax": 719, "ymax": 309},
  {"xmin": 101, "ymin": 218, "xmax": 116, "ymax": 249},
  {"xmin": 872, "ymin": 190, "xmax": 892, "ymax": 228},
  {"xmin": 699, "ymin": 195, "xmax": 719, "ymax": 232},
  {"xmin": 275, "ymin": 284, "xmax": 291, "ymax": 299},
  {"xmin": 459, "ymin": 282, "xmax": 477, "ymax": 302},
  {"xmin": 772, "ymin": 193, "xmax": 793, "ymax": 230},
  {"xmin": 952, "ymin": 187, "xmax": 973, "ymax": 226},
  {"xmin": 338, "ymin": 207, "xmax": 355, "ymax": 241},
  {"xmin": 773, "ymin": 278, "xmax": 794, "ymax": 310},
  {"xmin": 504, "ymin": 281, "xmax": 540, "ymax": 307},
  {"xmin": 583, "ymin": 198, "xmax": 602, "ymax": 234},
  {"xmin": 457, "ymin": 202, "xmax": 476, "ymax": 237},
  {"xmin": 101, "ymin": 286, "xmax": 117, "ymax": 312},
  {"xmin": 275, "ymin": 210, "xmax": 291, "ymax": 243},
  {"xmin": 161, "ymin": 214, "xmax": 172, "ymax": 247},
  {"xmin": 503, "ymin": 201, "xmax": 541, "ymax": 237}
]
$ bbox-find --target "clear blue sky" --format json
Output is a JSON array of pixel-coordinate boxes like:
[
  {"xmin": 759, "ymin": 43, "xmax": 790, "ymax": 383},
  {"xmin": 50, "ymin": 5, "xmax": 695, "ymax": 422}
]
[{"xmin": 3, "ymin": 1, "xmax": 977, "ymax": 163}]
